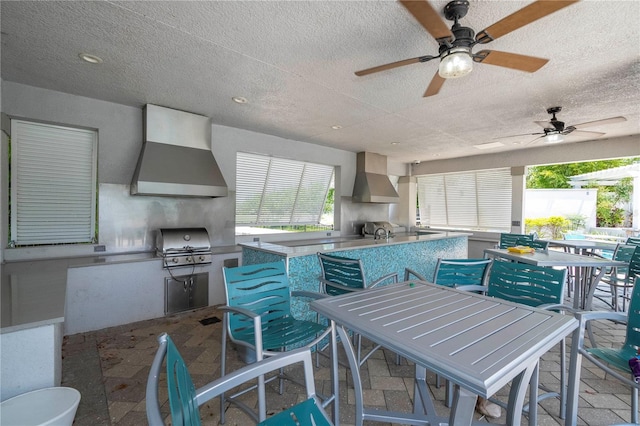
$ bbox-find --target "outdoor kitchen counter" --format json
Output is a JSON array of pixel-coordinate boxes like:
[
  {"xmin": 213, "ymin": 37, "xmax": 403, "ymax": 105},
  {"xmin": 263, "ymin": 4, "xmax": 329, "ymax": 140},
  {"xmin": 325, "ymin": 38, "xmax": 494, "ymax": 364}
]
[
  {"xmin": 241, "ymin": 232, "xmax": 469, "ymax": 321},
  {"xmin": 240, "ymin": 231, "xmax": 469, "ymax": 258}
]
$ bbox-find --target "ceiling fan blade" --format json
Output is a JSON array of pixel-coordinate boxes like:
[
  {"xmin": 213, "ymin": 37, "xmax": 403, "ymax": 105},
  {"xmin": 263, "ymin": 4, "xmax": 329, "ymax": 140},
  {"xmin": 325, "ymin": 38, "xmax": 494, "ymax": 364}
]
[
  {"xmin": 475, "ymin": 0, "xmax": 578, "ymax": 44},
  {"xmin": 474, "ymin": 50, "xmax": 548, "ymax": 72},
  {"xmin": 572, "ymin": 116, "xmax": 627, "ymax": 129},
  {"xmin": 423, "ymin": 72, "xmax": 445, "ymax": 97},
  {"xmin": 568, "ymin": 129, "xmax": 606, "ymax": 138},
  {"xmin": 524, "ymin": 135, "xmax": 545, "ymax": 146},
  {"xmin": 534, "ymin": 120, "xmax": 553, "ymax": 129},
  {"xmin": 493, "ymin": 131, "xmax": 545, "ymax": 140},
  {"xmin": 399, "ymin": 0, "xmax": 453, "ymax": 42},
  {"xmin": 355, "ymin": 57, "xmax": 423, "ymax": 76}
]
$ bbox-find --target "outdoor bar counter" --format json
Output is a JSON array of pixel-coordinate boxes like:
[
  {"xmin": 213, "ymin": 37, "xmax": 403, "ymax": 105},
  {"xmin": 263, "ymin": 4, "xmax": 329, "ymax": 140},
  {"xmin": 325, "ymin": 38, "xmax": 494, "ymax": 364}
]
[{"xmin": 240, "ymin": 231, "xmax": 469, "ymax": 316}]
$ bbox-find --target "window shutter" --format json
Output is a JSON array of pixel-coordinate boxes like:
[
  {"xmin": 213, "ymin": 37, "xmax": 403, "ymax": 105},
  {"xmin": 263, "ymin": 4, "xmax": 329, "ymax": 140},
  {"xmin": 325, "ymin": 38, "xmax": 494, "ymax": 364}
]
[
  {"xmin": 236, "ymin": 152, "xmax": 334, "ymax": 226},
  {"xmin": 417, "ymin": 168, "xmax": 511, "ymax": 231},
  {"xmin": 11, "ymin": 120, "xmax": 97, "ymax": 245}
]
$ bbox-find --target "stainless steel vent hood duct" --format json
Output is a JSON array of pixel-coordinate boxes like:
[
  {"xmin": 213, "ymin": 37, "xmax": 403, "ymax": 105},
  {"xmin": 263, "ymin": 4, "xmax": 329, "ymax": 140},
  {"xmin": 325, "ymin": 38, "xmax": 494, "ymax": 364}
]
[
  {"xmin": 352, "ymin": 152, "xmax": 399, "ymax": 203},
  {"xmin": 131, "ymin": 104, "xmax": 227, "ymax": 197}
]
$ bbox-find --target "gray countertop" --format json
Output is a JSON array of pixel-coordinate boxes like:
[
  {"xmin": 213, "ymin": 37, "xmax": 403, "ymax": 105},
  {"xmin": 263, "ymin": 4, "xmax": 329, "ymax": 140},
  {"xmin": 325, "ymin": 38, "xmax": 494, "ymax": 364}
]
[{"xmin": 240, "ymin": 231, "xmax": 470, "ymax": 257}]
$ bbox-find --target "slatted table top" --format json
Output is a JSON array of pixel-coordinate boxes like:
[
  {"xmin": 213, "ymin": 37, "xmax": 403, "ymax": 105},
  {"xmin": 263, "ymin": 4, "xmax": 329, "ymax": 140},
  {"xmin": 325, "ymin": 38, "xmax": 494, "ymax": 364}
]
[
  {"xmin": 311, "ymin": 281, "xmax": 577, "ymax": 398},
  {"xmin": 541, "ymin": 239, "xmax": 619, "ymax": 252},
  {"xmin": 484, "ymin": 248, "xmax": 626, "ymax": 268}
]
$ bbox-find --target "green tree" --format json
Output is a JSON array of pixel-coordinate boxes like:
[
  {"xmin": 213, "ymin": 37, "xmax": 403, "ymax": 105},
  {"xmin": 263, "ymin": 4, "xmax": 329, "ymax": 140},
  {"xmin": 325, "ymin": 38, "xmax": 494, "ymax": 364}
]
[{"xmin": 527, "ymin": 159, "xmax": 637, "ymax": 189}]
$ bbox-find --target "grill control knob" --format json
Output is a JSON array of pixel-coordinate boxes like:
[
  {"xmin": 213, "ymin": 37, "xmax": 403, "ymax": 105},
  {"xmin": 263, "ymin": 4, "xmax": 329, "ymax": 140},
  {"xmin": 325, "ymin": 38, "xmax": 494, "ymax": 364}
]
[
  {"xmin": 171, "ymin": 258, "xmax": 179, "ymax": 264},
  {"xmin": 198, "ymin": 256, "xmax": 205, "ymax": 262},
  {"xmin": 186, "ymin": 256, "xmax": 193, "ymax": 263}
]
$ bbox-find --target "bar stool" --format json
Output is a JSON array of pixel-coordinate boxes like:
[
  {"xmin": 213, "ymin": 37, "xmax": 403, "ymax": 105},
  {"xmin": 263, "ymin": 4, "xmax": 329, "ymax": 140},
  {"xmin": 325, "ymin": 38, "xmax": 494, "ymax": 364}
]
[{"xmin": 0, "ymin": 387, "xmax": 81, "ymax": 426}]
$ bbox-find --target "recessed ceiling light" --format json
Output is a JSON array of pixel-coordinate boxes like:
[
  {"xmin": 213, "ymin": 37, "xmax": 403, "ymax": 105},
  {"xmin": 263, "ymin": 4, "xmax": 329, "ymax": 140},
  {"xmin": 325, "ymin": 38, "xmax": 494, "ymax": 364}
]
[
  {"xmin": 232, "ymin": 96, "xmax": 248, "ymax": 104},
  {"xmin": 79, "ymin": 53, "xmax": 102, "ymax": 64},
  {"xmin": 390, "ymin": 142, "xmax": 399, "ymax": 145},
  {"xmin": 473, "ymin": 141, "xmax": 504, "ymax": 150},
  {"xmin": 331, "ymin": 125, "xmax": 342, "ymax": 130}
]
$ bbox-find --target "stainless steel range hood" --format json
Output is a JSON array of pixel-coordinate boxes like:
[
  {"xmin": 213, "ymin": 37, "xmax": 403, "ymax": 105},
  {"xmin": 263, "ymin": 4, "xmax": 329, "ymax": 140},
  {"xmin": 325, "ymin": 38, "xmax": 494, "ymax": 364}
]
[
  {"xmin": 352, "ymin": 152, "xmax": 399, "ymax": 203},
  {"xmin": 131, "ymin": 104, "xmax": 228, "ymax": 197}
]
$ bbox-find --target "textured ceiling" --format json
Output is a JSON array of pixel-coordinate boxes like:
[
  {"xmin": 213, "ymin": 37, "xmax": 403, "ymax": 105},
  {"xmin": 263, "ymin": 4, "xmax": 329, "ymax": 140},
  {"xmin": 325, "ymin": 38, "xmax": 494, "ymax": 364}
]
[{"xmin": 1, "ymin": 0, "xmax": 639, "ymax": 164}]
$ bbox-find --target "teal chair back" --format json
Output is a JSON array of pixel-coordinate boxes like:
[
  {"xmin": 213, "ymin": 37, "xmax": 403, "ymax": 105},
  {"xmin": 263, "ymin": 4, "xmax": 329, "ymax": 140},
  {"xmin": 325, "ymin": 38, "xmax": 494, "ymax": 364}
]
[
  {"xmin": 487, "ymin": 261, "xmax": 567, "ymax": 307},
  {"xmin": 166, "ymin": 334, "xmax": 201, "ymax": 426},
  {"xmin": 518, "ymin": 238, "xmax": 549, "ymax": 252},
  {"xmin": 223, "ymin": 261, "xmax": 293, "ymax": 346},
  {"xmin": 630, "ymin": 246, "xmax": 640, "ymax": 284},
  {"xmin": 625, "ymin": 278, "xmax": 640, "ymax": 355},
  {"xmin": 611, "ymin": 244, "xmax": 638, "ymax": 281},
  {"xmin": 432, "ymin": 258, "xmax": 492, "ymax": 288},
  {"xmin": 627, "ymin": 236, "xmax": 640, "ymax": 247},
  {"xmin": 317, "ymin": 253, "xmax": 367, "ymax": 296},
  {"xmin": 499, "ymin": 233, "xmax": 534, "ymax": 249}
]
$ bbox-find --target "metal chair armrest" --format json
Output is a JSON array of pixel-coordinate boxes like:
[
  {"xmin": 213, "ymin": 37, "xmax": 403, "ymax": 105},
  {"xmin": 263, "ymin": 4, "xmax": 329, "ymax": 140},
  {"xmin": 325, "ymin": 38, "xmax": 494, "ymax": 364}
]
[
  {"xmin": 218, "ymin": 304, "xmax": 260, "ymax": 319},
  {"xmin": 404, "ymin": 268, "xmax": 427, "ymax": 282},
  {"xmin": 577, "ymin": 310, "xmax": 628, "ymax": 324},
  {"xmin": 196, "ymin": 347, "xmax": 314, "ymax": 405},
  {"xmin": 538, "ymin": 303, "xmax": 578, "ymax": 314},
  {"xmin": 319, "ymin": 278, "xmax": 360, "ymax": 294},
  {"xmin": 369, "ymin": 272, "xmax": 398, "ymax": 288},
  {"xmin": 455, "ymin": 284, "xmax": 488, "ymax": 293},
  {"xmin": 291, "ymin": 290, "xmax": 329, "ymax": 300}
]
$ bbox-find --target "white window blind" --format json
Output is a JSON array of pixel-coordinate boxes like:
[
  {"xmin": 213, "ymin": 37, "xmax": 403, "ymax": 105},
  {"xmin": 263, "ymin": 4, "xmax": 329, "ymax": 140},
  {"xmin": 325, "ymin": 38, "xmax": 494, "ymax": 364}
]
[
  {"xmin": 236, "ymin": 152, "xmax": 333, "ymax": 225},
  {"xmin": 417, "ymin": 168, "xmax": 511, "ymax": 231},
  {"xmin": 10, "ymin": 120, "xmax": 97, "ymax": 245}
]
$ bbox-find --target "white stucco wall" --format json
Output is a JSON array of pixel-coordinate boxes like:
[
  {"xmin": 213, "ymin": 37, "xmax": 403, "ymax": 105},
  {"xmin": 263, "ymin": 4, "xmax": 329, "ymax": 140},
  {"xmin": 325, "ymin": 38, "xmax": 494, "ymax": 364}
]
[{"xmin": 0, "ymin": 320, "xmax": 63, "ymax": 401}]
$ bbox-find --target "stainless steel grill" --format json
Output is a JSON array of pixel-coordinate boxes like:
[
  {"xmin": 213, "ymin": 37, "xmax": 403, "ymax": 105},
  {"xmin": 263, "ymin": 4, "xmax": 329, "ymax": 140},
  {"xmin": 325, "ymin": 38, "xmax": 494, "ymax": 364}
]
[{"xmin": 156, "ymin": 227, "xmax": 212, "ymax": 268}]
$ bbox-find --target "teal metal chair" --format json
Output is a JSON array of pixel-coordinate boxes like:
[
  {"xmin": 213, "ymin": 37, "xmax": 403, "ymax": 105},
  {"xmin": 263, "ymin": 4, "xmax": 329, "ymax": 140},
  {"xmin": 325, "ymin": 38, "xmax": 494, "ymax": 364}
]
[
  {"xmin": 570, "ymin": 273, "xmax": 640, "ymax": 424},
  {"xmin": 317, "ymin": 252, "xmax": 397, "ymax": 366},
  {"xmin": 146, "ymin": 333, "xmax": 332, "ymax": 425},
  {"xmin": 585, "ymin": 244, "xmax": 638, "ymax": 312},
  {"xmin": 498, "ymin": 232, "xmax": 534, "ymax": 249},
  {"xmin": 459, "ymin": 260, "xmax": 571, "ymax": 421},
  {"xmin": 220, "ymin": 261, "xmax": 332, "ymax": 423},
  {"xmin": 405, "ymin": 257, "xmax": 491, "ymax": 286}
]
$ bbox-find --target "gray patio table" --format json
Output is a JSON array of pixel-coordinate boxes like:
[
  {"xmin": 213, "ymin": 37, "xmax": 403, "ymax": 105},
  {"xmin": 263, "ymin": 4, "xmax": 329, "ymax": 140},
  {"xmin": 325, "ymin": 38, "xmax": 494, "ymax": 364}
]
[
  {"xmin": 541, "ymin": 239, "xmax": 619, "ymax": 255},
  {"xmin": 310, "ymin": 281, "xmax": 578, "ymax": 426},
  {"xmin": 483, "ymin": 248, "xmax": 626, "ymax": 309}
]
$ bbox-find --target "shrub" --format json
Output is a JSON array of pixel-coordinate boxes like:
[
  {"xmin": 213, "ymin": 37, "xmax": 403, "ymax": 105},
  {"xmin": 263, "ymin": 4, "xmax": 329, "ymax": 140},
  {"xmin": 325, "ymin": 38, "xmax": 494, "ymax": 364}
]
[{"xmin": 525, "ymin": 216, "xmax": 570, "ymax": 239}]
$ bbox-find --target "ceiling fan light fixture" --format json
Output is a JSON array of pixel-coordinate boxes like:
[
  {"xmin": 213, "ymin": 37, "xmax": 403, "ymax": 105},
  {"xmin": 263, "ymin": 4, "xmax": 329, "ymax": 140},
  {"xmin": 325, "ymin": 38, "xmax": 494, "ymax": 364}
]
[
  {"xmin": 544, "ymin": 133, "xmax": 564, "ymax": 144},
  {"xmin": 438, "ymin": 47, "xmax": 473, "ymax": 79}
]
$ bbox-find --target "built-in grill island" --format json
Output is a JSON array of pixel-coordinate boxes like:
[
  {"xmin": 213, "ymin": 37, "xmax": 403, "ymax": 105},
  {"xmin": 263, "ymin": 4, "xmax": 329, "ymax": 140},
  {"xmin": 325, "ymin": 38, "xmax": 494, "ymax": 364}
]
[{"xmin": 156, "ymin": 227, "xmax": 211, "ymax": 315}]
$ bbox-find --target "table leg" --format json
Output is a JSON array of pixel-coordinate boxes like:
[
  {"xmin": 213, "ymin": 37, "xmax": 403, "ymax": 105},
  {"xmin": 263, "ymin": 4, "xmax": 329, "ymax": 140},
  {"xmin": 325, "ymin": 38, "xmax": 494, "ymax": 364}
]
[
  {"xmin": 330, "ymin": 320, "xmax": 340, "ymax": 424},
  {"xmin": 506, "ymin": 360, "xmax": 537, "ymax": 426},
  {"xmin": 449, "ymin": 386, "xmax": 476, "ymax": 426},
  {"xmin": 565, "ymin": 318, "xmax": 586, "ymax": 426},
  {"xmin": 336, "ymin": 325, "xmax": 362, "ymax": 425},
  {"xmin": 413, "ymin": 365, "xmax": 437, "ymax": 416}
]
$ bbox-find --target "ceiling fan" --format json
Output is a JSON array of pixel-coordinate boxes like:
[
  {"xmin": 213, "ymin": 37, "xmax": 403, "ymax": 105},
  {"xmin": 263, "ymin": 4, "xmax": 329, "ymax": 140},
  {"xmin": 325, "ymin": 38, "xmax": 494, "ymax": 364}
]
[
  {"xmin": 514, "ymin": 106, "xmax": 627, "ymax": 145},
  {"xmin": 354, "ymin": 0, "xmax": 578, "ymax": 97}
]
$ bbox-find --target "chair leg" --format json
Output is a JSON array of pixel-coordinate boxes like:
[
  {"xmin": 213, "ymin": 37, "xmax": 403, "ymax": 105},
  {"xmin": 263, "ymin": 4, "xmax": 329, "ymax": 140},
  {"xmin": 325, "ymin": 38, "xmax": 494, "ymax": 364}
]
[
  {"xmin": 220, "ymin": 321, "xmax": 228, "ymax": 425},
  {"xmin": 632, "ymin": 385, "xmax": 638, "ymax": 424},
  {"xmin": 560, "ymin": 337, "xmax": 566, "ymax": 419}
]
